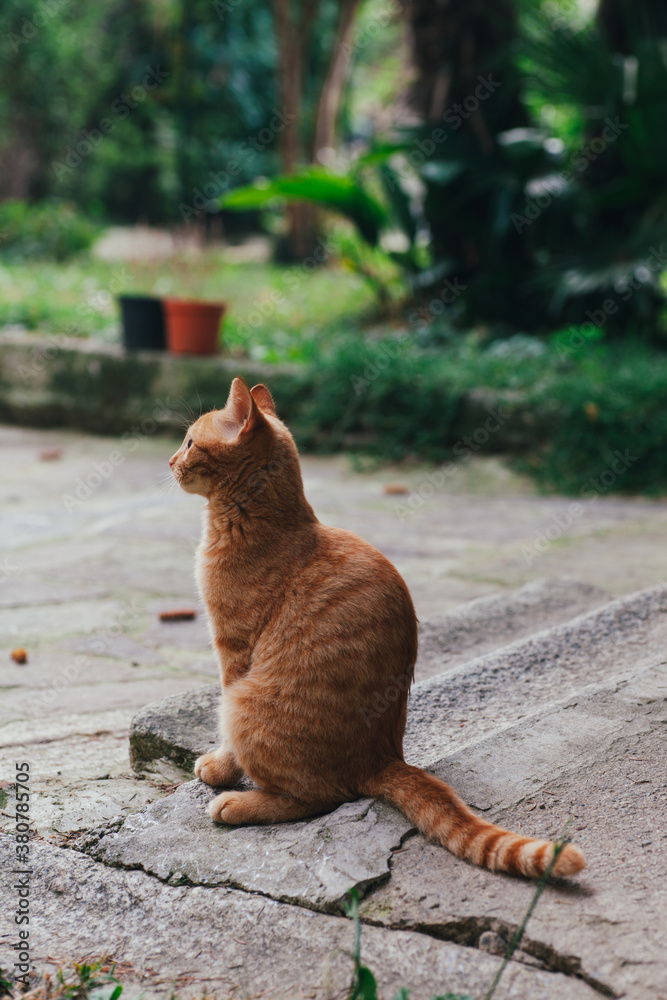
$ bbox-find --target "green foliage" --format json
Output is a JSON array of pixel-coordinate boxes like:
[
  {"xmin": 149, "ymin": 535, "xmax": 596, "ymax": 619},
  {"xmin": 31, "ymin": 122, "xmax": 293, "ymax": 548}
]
[
  {"xmin": 515, "ymin": 11, "xmax": 667, "ymax": 337},
  {"xmin": 402, "ymin": 4, "xmax": 667, "ymax": 337},
  {"xmin": 0, "ymin": 967, "xmax": 12, "ymax": 998},
  {"xmin": 222, "ymin": 167, "xmax": 389, "ymax": 247},
  {"xmin": 295, "ymin": 333, "xmax": 462, "ymax": 459},
  {"xmin": 0, "ymin": 200, "xmax": 98, "ymax": 262},
  {"xmin": 522, "ymin": 343, "xmax": 667, "ymax": 494},
  {"xmin": 293, "ymin": 330, "xmax": 667, "ymax": 495},
  {"xmin": 0, "ymin": 0, "xmax": 378, "ymax": 224},
  {"xmin": 221, "ymin": 154, "xmax": 426, "ymax": 304}
]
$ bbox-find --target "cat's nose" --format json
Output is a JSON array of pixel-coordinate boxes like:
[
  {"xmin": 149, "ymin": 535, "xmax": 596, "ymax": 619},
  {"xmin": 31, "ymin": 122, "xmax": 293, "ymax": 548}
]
[{"xmin": 169, "ymin": 455, "xmax": 177, "ymax": 467}]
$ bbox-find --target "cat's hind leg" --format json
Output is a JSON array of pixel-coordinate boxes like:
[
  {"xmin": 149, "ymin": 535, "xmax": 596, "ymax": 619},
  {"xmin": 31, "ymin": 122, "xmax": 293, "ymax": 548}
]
[
  {"xmin": 208, "ymin": 789, "xmax": 318, "ymax": 825},
  {"xmin": 195, "ymin": 748, "xmax": 243, "ymax": 788}
]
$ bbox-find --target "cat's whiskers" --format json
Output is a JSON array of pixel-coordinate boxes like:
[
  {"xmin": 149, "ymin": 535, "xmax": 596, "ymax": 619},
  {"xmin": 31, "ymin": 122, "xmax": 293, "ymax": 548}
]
[{"xmin": 144, "ymin": 472, "xmax": 180, "ymax": 507}]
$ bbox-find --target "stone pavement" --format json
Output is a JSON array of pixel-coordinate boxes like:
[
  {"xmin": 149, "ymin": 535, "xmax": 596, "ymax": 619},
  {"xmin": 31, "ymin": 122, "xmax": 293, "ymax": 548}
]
[{"xmin": 1, "ymin": 424, "xmax": 667, "ymax": 999}]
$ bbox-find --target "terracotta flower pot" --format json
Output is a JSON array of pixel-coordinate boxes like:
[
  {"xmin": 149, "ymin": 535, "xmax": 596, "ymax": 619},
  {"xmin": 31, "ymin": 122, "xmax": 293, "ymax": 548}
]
[{"xmin": 164, "ymin": 298, "xmax": 226, "ymax": 355}]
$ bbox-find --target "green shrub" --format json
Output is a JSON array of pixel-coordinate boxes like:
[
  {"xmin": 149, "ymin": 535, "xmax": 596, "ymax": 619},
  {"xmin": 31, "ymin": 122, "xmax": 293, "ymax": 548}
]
[
  {"xmin": 282, "ymin": 331, "xmax": 667, "ymax": 495},
  {"xmin": 522, "ymin": 346, "xmax": 667, "ymax": 494},
  {"xmin": 0, "ymin": 200, "xmax": 98, "ymax": 262}
]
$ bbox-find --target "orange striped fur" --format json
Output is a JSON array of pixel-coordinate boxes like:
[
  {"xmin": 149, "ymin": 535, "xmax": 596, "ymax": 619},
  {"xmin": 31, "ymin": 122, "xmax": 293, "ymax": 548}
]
[{"xmin": 169, "ymin": 378, "xmax": 585, "ymax": 879}]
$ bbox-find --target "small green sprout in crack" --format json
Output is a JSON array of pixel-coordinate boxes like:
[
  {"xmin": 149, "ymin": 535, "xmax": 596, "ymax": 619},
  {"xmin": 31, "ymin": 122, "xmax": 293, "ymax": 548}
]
[
  {"xmin": 344, "ymin": 889, "xmax": 472, "ymax": 1000},
  {"xmin": 0, "ymin": 967, "xmax": 13, "ymax": 998},
  {"xmin": 483, "ymin": 827, "xmax": 574, "ymax": 1000}
]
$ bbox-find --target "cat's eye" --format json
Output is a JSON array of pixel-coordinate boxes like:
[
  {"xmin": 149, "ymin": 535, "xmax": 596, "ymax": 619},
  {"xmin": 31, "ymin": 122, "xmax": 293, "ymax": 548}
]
[{"xmin": 187, "ymin": 438, "xmax": 193, "ymax": 449}]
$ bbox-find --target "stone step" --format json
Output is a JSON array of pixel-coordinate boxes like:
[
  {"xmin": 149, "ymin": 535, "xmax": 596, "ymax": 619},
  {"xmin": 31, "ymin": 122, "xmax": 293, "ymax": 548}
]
[
  {"xmin": 1, "ymin": 835, "xmax": 598, "ymax": 1000},
  {"xmin": 129, "ymin": 576, "xmax": 613, "ymax": 773},
  {"xmin": 405, "ymin": 582, "xmax": 667, "ymax": 766},
  {"xmin": 416, "ymin": 576, "xmax": 610, "ymax": 681},
  {"xmin": 363, "ymin": 658, "xmax": 667, "ymax": 1000}
]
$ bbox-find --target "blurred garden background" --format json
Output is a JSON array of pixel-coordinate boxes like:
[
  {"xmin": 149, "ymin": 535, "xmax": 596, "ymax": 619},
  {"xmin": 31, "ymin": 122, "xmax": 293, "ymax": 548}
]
[{"xmin": 2, "ymin": 0, "xmax": 667, "ymax": 492}]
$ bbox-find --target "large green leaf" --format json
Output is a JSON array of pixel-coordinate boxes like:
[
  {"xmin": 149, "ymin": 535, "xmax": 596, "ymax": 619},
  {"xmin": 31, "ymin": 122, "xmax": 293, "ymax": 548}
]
[{"xmin": 220, "ymin": 168, "xmax": 388, "ymax": 246}]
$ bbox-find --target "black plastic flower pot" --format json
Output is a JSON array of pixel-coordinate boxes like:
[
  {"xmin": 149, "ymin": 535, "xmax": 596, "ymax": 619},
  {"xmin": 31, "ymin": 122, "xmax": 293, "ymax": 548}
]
[{"xmin": 119, "ymin": 295, "xmax": 166, "ymax": 351}]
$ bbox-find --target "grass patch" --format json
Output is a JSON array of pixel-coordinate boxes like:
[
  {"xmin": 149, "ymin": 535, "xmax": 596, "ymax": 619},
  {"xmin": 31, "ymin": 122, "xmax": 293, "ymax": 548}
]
[
  {"xmin": 4, "ymin": 959, "xmax": 125, "ymax": 1000},
  {"xmin": 3, "ymin": 248, "xmax": 667, "ymax": 494}
]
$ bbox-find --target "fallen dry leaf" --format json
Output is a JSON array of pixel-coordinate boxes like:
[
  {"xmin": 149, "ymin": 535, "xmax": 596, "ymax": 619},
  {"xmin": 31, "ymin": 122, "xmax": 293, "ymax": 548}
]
[
  {"xmin": 159, "ymin": 609, "xmax": 197, "ymax": 622},
  {"xmin": 39, "ymin": 448, "xmax": 63, "ymax": 461},
  {"xmin": 383, "ymin": 483, "xmax": 410, "ymax": 495}
]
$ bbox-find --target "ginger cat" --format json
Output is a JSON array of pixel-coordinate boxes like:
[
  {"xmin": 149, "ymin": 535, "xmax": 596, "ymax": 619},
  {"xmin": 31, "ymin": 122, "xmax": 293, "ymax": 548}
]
[{"xmin": 169, "ymin": 378, "xmax": 584, "ymax": 879}]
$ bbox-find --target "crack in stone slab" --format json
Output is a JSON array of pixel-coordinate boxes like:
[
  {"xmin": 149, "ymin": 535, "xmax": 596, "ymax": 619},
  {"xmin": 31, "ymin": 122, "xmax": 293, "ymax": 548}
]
[
  {"xmin": 359, "ymin": 912, "xmax": 618, "ymax": 998},
  {"xmin": 71, "ymin": 821, "xmax": 615, "ymax": 998},
  {"xmin": 1, "ymin": 832, "xmax": 601, "ymax": 1000},
  {"xmin": 74, "ymin": 778, "xmax": 413, "ymax": 913}
]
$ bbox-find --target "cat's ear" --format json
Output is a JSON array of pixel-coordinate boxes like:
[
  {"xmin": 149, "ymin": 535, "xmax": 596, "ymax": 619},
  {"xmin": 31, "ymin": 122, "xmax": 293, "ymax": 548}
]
[
  {"xmin": 250, "ymin": 383, "xmax": 276, "ymax": 416},
  {"xmin": 220, "ymin": 377, "xmax": 259, "ymax": 437}
]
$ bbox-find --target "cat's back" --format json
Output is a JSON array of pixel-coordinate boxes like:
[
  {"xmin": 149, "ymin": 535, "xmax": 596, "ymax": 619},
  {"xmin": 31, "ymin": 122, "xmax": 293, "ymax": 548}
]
[{"xmin": 254, "ymin": 521, "xmax": 417, "ymax": 679}]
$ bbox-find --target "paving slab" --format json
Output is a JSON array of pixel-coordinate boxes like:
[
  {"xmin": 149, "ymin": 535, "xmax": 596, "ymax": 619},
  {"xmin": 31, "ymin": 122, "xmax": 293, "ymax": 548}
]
[
  {"xmin": 0, "ymin": 835, "xmax": 599, "ymax": 1000},
  {"xmin": 0, "ymin": 709, "xmax": 168, "ymax": 838},
  {"xmin": 78, "ymin": 781, "xmax": 412, "ymax": 912}
]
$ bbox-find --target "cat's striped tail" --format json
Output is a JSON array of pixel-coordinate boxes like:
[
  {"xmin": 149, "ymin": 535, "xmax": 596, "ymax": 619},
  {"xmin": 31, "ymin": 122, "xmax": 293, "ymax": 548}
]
[{"xmin": 365, "ymin": 760, "xmax": 585, "ymax": 878}]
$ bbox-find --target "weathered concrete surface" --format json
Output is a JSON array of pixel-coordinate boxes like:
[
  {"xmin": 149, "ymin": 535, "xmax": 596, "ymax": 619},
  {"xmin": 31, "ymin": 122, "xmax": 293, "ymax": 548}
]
[
  {"xmin": 79, "ymin": 781, "xmax": 412, "ymax": 912},
  {"xmin": 0, "ymin": 709, "xmax": 167, "ymax": 838},
  {"xmin": 417, "ymin": 576, "xmax": 610, "ymax": 680},
  {"xmin": 0, "ymin": 834, "xmax": 599, "ymax": 1000}
]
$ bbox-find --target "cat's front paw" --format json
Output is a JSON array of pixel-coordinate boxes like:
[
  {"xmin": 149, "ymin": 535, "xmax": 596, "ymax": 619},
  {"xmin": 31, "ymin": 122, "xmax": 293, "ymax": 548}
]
[
  {"xmin": 208, "ymin": 790, "xmax": 244, "ymax": 824},
  {"xmin": 194, "ymin": 750, "xmax": 242, "ymax": 788}
]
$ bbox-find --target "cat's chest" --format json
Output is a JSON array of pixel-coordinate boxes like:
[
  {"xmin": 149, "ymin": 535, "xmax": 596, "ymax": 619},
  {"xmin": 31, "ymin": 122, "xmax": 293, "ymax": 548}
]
[{"xmin": 195, "ymin": 538, "xmax": 277, "ymax": 636}]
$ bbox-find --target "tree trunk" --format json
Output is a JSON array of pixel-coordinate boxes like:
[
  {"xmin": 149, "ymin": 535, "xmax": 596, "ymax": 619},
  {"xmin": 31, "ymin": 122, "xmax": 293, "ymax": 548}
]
[
  {"xmin": 272, "ymin": 0, "xmax": 319, "ymax": 259},
  {"xmin": 272, "ymin": 0, "xmax": 363, "ymax": 261},
  {"xmin": 597, "ymin": 0, "xmax": 667, "ymax": 51},
  {"xmin": 312, "ymin": 0, "xmax": 362, "ymax": 161},
  {"xmin": 404, "ymin": 0, "xmax": 519, "ymax": 127}
]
